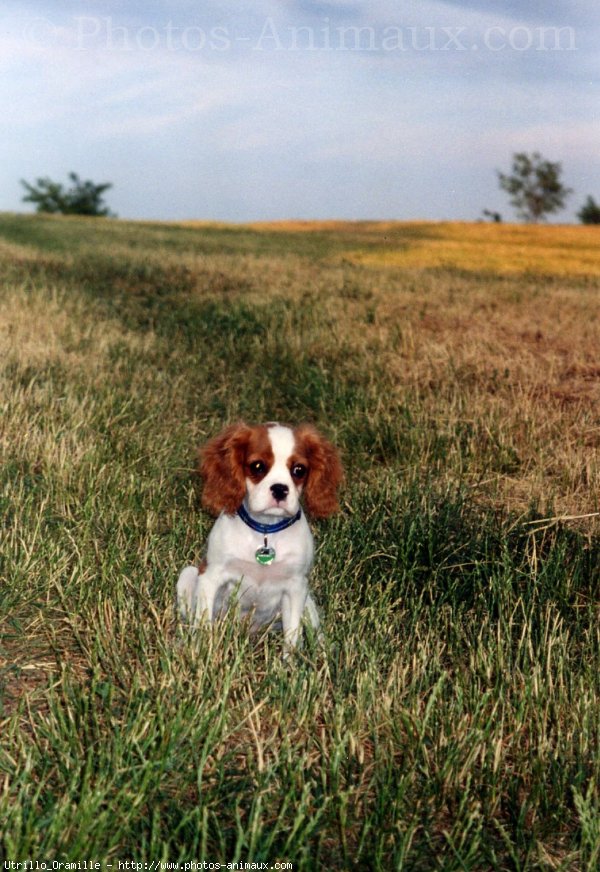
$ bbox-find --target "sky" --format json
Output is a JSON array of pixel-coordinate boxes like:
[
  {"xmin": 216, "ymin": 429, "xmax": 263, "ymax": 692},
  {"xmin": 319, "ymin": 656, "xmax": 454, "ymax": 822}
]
[{"xmin": 1, "ymin": 1, "xmax": 598, "ymax": 223}]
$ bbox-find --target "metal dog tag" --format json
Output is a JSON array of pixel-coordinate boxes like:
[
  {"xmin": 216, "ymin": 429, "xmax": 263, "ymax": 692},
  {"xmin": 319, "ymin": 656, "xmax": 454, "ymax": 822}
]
[{"xmin": 255, "ymin": 546, "xmax": 276, "ymax": 565}]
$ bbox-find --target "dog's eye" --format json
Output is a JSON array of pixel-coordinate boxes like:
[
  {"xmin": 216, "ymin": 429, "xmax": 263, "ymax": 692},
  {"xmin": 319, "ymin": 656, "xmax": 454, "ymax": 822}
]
[
  {"xmin": 291, "ymin": 463, "xmax": 307, "ymax": 480},
  {"xmin": 249, "ymin": 460, "xmax": 267, "ymax": 476}
]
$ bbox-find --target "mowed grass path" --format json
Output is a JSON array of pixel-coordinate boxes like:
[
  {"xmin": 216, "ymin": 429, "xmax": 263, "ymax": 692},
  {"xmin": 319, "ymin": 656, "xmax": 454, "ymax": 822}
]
[{"xmin": 1, "ymin": 214, "xmax": 599, "ymax": 869}]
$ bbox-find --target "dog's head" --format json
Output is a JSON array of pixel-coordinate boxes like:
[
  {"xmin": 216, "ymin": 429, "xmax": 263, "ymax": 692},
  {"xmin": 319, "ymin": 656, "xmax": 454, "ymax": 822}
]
[{"xmin": 199, "ymin": 422, "xmax": 343, "ymax": 519}]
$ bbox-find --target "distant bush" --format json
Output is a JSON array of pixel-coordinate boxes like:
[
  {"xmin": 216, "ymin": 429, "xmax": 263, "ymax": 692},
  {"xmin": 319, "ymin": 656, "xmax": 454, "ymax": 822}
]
[
  {"xmin": 577, "ymin": 195, "xmax": 600, "ymax": 225},
  {"xmin": 21, "ymin": 172, "xmax": 116, "ymax": 217},
  {"xmin": 482, "ymin": 209, "xmax": 502, "ymax": 223}
]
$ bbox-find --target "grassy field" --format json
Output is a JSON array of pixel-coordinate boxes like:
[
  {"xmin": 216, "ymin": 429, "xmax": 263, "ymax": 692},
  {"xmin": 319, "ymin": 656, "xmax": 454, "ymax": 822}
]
[{"xmin": 1, "ymin": 213, "xmax": 599, "ymax": 870}]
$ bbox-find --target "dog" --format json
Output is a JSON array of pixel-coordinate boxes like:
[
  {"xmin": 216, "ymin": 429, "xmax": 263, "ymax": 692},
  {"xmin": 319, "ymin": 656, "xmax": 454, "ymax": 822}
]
[{"xmin": 176, "ymin": 422, "xmax": 342, "ymax": 652}]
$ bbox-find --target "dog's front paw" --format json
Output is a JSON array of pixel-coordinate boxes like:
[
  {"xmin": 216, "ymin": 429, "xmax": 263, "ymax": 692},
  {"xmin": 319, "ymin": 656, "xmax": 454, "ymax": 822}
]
[{"xmin": 176, "ymin": 565, "xmax": 200, "ymax": 623}]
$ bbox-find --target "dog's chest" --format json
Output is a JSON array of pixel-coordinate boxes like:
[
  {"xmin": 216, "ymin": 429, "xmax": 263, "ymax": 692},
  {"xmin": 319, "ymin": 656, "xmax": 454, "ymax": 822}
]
[
  {"xmin": 226, "ymin": 555, "xmax": 299, "ymax": 585},
  {"xmin": 206, "ymin": 512, "xmax": 314, "ymax": 625},
  {"xmin": 214, "ymin": 560, "xmax": 305, "ymax": 627},
  {"xmin": 209, "ymin": 513, "xmax": 313, "ymax": 581}
]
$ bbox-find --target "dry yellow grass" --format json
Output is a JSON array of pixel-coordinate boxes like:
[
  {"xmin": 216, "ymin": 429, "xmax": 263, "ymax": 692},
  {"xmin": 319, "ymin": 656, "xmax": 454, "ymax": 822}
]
[
  {"xmin": 350, "ymin": 222, "xmax": 600, "ymax": 277},
  {"xmin": 234, "ymin": 220, "xmax": 599, "ymax": 522},
  {"xmin": 372, "ymin": 272, "xmax": 599, "ymax": 521},
  {"xmin": 251, "ymin": 219, "xmax": 600, "ymax": 277},
  {"xmin": 1, "ymin": 217, "xmax": 598, "ymax": 526}
]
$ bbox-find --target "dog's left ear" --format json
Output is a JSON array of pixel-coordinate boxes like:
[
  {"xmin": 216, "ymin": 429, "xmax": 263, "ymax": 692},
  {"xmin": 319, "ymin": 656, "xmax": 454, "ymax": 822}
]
[
  {"xmin": 294, "ymin": 425, "xmax": 343, "ymax": 518},
  {"xmin": 199, "ymin": 422, "xmax": 252, "ymax": 516}
]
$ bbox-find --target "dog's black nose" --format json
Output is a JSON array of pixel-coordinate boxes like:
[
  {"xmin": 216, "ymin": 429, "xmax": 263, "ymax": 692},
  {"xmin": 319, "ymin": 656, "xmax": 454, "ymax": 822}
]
[{"xmin": 271, "ymin": 483, "xmax": 289, "ymax": 502}]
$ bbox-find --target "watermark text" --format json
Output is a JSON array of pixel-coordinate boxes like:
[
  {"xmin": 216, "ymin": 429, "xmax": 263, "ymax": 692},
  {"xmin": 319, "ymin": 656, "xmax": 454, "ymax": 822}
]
[{"xmin": 22, "ymin": 16, "xmax": 578, "ymax": 54}]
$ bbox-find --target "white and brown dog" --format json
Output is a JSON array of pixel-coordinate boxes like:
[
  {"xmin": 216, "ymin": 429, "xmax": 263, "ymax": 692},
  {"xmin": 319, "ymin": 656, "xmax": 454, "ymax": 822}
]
[{"xmin": 177, "ymin": 422, "xmax": 343, "ymax": 651}]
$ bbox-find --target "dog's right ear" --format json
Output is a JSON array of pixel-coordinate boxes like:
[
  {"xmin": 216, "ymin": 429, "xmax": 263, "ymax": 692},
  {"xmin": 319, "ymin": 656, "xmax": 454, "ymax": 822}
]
[
  {"xmin": 199, "ymin": 422, "xmax": 252, "ymax": 516},
  {"xmin": 293, "ymin": 424, "xmax": 343, "ymax": 518}
]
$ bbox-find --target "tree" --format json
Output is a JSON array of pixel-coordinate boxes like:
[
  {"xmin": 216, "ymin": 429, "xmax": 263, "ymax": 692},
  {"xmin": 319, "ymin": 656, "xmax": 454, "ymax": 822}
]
[
  {"xmin": 577, "ymin": 195, "xmax": 600, "ymax": 225},
  {"xmin": 21, "ymin": 172, "xmax": 115, "ymax": 217},
  {"xmin": 497, "ymin": 152, "xmax": 572, "ymax": 223}
]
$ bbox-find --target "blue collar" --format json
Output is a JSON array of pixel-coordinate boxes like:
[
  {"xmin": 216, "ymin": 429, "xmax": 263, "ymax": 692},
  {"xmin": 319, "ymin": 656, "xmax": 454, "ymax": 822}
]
[{"xmin": 237, "ymin": 503, "xmax": 302, "ymax": 535}]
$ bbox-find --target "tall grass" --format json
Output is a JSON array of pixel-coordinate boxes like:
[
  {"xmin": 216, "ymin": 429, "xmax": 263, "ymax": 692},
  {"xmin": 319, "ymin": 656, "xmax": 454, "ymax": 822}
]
[{"xmin": 1, "ymin": 214, "xmax": 599, "ymax": 869}]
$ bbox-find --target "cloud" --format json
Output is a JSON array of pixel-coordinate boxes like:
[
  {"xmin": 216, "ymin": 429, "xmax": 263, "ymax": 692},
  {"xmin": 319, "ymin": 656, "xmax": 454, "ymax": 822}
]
[
  {"xmin": 435, "ymin": 0, "xmax": 598, "ymax": 27},
  {"xmin": 482, "ymin": 121, "xmax": 600, "ymax": 166}
]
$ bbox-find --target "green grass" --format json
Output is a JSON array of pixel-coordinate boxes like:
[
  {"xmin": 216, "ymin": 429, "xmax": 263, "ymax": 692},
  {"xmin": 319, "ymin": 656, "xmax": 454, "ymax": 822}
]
[{"xmin": 1, "ymin": 214, "xmax": 599, "ymax": 870}]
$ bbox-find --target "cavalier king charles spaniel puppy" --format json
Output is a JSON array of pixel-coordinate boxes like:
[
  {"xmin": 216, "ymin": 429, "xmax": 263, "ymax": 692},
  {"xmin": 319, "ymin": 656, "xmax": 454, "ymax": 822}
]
[{"xmin": 177, "ymin": 422, "xmax": 342, "ymax": 652}]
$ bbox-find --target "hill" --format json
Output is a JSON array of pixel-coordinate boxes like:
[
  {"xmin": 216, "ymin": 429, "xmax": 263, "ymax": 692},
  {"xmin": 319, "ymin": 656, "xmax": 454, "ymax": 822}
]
[{"xmin": 1, "ymin": 214, "xmax": 599, "ymax": 868}]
